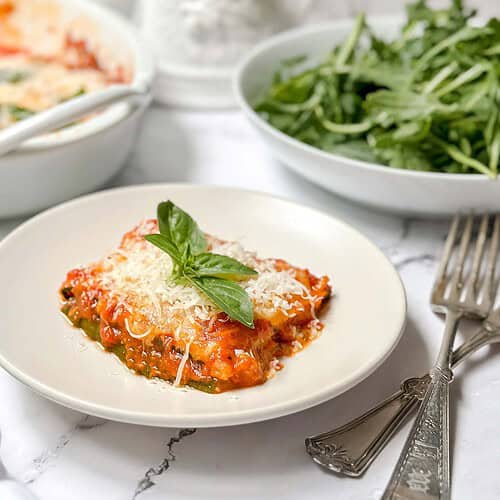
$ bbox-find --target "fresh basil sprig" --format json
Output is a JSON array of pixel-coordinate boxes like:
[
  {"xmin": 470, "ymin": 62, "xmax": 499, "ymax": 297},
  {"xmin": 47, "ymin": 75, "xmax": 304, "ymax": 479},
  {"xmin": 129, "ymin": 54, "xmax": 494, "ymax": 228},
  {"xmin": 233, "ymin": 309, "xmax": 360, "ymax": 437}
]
[
  {"xmin": 144, "ymin": 201, "xmax": 258, "ymax": 328},
  {"xmin": 8, "ymin": 105, "xmax": 35, "ymax": 121}
]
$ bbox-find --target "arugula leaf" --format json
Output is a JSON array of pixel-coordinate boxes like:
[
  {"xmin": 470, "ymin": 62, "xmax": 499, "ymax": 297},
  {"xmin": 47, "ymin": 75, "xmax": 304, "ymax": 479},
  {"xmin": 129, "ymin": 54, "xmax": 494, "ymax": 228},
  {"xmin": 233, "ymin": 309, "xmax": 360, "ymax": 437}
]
[
  {"xmin": 326, "ymin": 140, "xmax": 377, "ymax": 162},
  {"xmin": 315, "ymin": 105, "xmax": 372, "ymax": 134},
  {"xmin": 191, "ymin": 253, "xmax": 258, "ymax": 279},
  {"xmin": 411, "ymin": 26, "xmax": 488, "ymax": 80},
  {"xmin": 157, "ymin": 201, "xmax": 207, "ymax": 255},
  {"xmin": 281, "ymin": 54, "xmax": 308, "ymax": 67},
  {"xmin": 485, "ymin": 102, "xmax": 500, "ymax": 175},
  {"xmin": 375, "ymin": 143, "xmax": 433, "ymax": 171},
  {"xmin": 430, "ymin": 134, "xmax": 492, "ymax": 176},
  {"xmin": 351, "ymin": 60, "xmax": 411, "ymax": 90},
  {"xmin": 365, "ymin": 90, "xmax": 455, "ymax": 123},
  {"xmin": 189, "ymin": 276, "xmax": 255, "ymax": 328},
  {"xmin": 269, "ymin": 70, "xmax": 317, "ymax": 104},
  {"xmin": 335, "ymin": 13, "xmax": 365, "ymax": 69}
]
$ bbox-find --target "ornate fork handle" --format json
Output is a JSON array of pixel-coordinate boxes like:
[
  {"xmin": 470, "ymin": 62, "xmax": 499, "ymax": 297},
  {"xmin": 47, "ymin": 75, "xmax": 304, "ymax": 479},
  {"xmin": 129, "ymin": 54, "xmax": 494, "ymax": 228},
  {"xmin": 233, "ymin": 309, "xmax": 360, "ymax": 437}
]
[
  {"xmin": 306, "ymin": 375, "xmax": 428, "ymax": 476},
  {"xmin": 382, "ymin": 365, "xmax": 452, "ymax": 499},
  {"xmin": 305, "ymin": 326, "xmax": 495, "ymax": 477}
]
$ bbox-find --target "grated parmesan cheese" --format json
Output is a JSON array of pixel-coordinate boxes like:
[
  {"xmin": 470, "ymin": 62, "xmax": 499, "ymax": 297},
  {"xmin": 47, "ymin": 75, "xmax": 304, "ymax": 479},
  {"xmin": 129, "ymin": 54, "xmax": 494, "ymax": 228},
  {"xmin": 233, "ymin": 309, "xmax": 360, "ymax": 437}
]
[
  {"xmin": 124, "ymin": 317, "xmax": 152, "ymax": 339},
  {"xmin": 174, "ymin": 339, "xmax": 192, "ymax": 386},
  {"xmin": 0, "ymin": 55, "xmax": 109, "ymax": 128},
  {"xmin": 97, "ymin": 226, "xmax": 317, "ymax": 333}
]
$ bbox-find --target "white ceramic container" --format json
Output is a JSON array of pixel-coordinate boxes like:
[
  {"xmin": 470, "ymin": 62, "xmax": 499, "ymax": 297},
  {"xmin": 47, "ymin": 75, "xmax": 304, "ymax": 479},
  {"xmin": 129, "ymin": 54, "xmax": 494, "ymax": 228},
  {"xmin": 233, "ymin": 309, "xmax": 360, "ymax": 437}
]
[
  {"xmin": 135, "ymin": 0, "xmax": 311, "ymax": 107},
  {"xmin": 0, "ymin": 0, "xmax": 154, "ymax": 218},
  {"xmin": 235, "ymin": 18, "xmax": 500, "ymax": 216}
]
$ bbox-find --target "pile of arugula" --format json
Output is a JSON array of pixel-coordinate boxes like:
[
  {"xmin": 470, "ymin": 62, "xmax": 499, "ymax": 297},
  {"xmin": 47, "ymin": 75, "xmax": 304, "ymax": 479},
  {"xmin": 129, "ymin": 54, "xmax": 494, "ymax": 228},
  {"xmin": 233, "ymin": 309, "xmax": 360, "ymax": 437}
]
[
  {"xmin": 255, "ymin": 0, "xmax": 500, "ymax": 176},
  {"xmin": 145, "ymin": 201, "xmax": 258, "ymax": 328}
]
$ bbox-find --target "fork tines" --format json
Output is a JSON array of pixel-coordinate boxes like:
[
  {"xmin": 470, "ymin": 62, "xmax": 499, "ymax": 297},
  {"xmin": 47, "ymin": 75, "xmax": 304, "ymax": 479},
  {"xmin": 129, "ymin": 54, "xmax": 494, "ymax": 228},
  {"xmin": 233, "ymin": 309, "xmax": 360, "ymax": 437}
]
[{"xmin": 431, "ymin": 214, "xmax": 500, "ymax": 316}]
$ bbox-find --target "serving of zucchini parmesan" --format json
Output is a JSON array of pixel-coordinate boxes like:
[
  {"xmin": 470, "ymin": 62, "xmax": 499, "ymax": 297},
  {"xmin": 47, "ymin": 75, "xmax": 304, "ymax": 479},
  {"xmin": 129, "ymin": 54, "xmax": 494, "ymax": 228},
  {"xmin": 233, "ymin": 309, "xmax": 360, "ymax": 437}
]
[{"xmin": 60, "ymin": 201, "xmax": 331, "ymax": 393}]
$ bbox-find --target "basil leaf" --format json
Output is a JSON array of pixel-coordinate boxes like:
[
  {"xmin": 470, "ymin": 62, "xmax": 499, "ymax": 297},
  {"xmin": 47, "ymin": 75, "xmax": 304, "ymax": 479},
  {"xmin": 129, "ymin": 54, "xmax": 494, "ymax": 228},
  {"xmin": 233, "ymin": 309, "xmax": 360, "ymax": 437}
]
[
  {"xmin": 7, "ymin": 71, "xmax": 29, "ymax": 83},
  {"xmin": 191, "ymin": 253, "xmax": 257, "ymax": 279},
  {"xmin": 146, "ymin": 201, "xmax": 257, "ymax": 328},
  {"xmin": 189, "ymin": 276, "xmax": 255, "ymax": 329},
  {"xmin": 8, "ymin": 105, "xmax": 35, "ymax": 121},
  {"xmin": 0, "ymin": 70, "xmax": 30, "ymax": 84},
  {"xmin": 144, "ymin": 234, "xmax": 182, "ymax": 265},
  {"xmin": 157, "ymin": 200, "xmax": 207, "ymax": 255},
  {"xmin": 61, "ymin": 87, "xmax": 86, "ymax": 102}
]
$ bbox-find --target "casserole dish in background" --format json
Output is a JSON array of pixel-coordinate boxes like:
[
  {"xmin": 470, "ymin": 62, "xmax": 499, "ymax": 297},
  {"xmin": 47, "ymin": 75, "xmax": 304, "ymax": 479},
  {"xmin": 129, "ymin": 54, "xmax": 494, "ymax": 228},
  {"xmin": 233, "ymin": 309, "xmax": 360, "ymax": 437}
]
[{"xmin": 0, "ymin": 0, "xmax": 154, "ymax": 218}]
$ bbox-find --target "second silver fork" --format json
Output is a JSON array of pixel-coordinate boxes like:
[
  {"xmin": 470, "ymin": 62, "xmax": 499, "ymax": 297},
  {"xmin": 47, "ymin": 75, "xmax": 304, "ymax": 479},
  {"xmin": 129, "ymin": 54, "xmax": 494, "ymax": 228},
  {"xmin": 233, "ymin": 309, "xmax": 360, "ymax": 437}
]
[
  {"xmin": 307, "ymin": 215, "xmax": 500, "ymax": 498},
  {"xmin": 381, "ymin": 214, "xmax": 499, "ymax": 500},
  {"xmin": 305, "ymin": 298, "xmax": 500, "ymax": 477}
]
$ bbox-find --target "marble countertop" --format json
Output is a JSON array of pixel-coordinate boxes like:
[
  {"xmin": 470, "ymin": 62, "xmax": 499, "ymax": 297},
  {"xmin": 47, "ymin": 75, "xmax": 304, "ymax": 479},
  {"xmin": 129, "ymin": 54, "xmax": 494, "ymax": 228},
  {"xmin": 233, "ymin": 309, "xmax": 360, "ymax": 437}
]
[{"xmin": 1, "ymin": 106, "xmax": 499, "ymax": 500}]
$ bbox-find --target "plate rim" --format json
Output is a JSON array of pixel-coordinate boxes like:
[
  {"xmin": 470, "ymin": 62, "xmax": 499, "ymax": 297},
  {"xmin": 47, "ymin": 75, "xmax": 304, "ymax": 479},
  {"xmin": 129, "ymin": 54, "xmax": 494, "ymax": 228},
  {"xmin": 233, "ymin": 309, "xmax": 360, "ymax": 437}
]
[{"xmin": 0, "ymin": 183, "xmax": 407, "ymax": 427}]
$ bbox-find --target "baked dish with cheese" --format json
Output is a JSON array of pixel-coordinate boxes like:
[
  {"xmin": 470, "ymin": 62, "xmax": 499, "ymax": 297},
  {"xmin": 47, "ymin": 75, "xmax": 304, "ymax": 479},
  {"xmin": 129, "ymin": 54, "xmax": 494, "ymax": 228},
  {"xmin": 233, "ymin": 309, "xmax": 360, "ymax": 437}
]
[
  {"xmin": 0, "ymin": 0, "xmax": 129, "ymax": 128},
  {"xmin": 60, "ymin": 201, "xmax": 331, "ymax": 393}
]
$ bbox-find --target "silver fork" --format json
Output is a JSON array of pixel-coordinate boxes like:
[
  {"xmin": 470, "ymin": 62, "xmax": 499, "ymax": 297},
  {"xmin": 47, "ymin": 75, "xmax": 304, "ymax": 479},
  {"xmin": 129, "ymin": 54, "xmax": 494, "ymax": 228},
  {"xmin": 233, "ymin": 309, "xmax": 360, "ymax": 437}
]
[
  {"xmin": 381, "ymin": 214, "xmax": 499, "ymax": 500},
  {"xmin": 305, "ymin": 215, "xmax": 500, "ymax": 480},
  {"xmin": 305, "ymin": 294, "xmax": 500, "ymax": 477}
]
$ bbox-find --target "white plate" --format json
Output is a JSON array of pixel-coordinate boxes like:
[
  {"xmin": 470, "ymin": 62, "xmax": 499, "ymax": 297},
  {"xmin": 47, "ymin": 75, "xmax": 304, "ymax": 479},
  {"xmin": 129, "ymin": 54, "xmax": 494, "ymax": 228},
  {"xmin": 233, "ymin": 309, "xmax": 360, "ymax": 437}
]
[
  {"xmin": 0, "ymin": 185, "xmax": 406, "ymax": 427},
  {"xmin": 235, "ymin": 17, "xmax": 500, "ymax": 216}
]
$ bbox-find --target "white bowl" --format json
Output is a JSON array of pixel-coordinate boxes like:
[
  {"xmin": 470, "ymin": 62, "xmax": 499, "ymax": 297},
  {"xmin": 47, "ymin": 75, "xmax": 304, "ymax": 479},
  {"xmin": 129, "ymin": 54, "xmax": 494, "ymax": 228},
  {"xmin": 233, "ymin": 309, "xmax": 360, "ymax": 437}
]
[
  {"xmin": 235, "ymin": 17, "xmax": 500, "ymax": 216},
  {"xmin": 0, "ymin": 0, "xmax": 154, "ymax": 218}
]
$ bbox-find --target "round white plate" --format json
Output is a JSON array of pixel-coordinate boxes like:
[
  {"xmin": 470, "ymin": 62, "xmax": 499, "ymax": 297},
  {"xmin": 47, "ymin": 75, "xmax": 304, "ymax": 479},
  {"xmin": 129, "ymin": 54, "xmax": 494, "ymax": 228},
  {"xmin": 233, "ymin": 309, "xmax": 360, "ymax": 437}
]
[{"xmin": 0, "ymin": 185, "xmax": 406, "ymax": 427}]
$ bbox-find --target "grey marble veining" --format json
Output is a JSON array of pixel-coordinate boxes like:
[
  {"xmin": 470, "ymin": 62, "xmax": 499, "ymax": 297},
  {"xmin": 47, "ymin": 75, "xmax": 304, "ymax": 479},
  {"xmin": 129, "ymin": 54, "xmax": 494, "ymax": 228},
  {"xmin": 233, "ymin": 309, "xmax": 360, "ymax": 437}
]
[{"xmin": 132, "ymin": 429, "xmax": 196, "ymax": 499}]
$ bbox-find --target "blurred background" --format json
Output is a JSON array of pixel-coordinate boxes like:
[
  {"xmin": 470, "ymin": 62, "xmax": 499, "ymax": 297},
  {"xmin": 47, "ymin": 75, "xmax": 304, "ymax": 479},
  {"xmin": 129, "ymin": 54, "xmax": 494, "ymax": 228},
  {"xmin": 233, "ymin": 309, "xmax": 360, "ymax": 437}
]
[
  {"xmin": 90, "ymin": 0, "xmax": 497, "ymax": 107},
  {"xmin": 94, "ymin": 0, "xmax": 496, "ymax": 20}
]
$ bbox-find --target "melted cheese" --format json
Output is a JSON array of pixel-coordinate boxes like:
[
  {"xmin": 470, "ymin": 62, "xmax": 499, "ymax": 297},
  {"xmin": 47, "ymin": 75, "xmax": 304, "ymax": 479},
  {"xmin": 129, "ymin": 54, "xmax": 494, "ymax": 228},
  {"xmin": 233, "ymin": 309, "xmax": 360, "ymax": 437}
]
[{"xmin": 0, "ymin": 54, "xmax": 108, "ymax": 128}]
